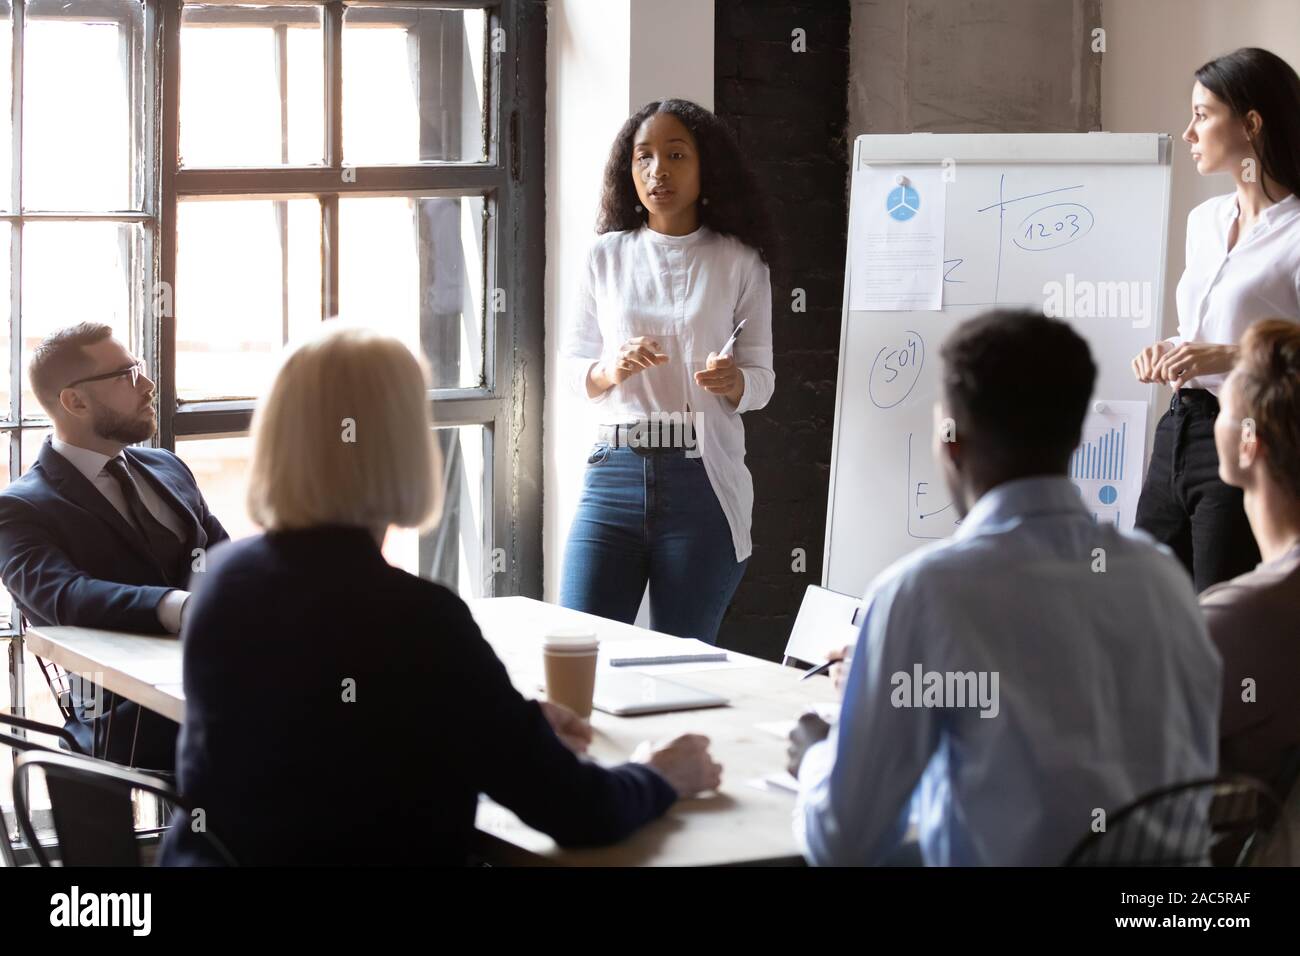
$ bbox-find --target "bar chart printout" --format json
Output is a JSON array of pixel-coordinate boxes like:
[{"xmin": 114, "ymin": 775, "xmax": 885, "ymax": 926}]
[{"xmin": 1068, "ymin": 400, "xmax": 1147, "ymax": 530}]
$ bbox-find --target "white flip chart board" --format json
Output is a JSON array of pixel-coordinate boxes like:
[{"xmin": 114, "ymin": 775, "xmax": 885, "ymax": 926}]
[{"xmin": 824, "ymin": 133, "xmax": 1171, "ymax": 598}]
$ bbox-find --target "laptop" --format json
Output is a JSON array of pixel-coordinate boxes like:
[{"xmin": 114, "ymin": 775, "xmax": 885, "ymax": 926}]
[{"xmin": 592, "ymin": 669, "xmax": 729, "ymax": 716}]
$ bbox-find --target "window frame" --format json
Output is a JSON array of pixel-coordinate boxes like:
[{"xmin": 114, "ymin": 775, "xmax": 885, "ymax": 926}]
[{"xmin": 2, "ymin": 0, "xmax": 543, "ymax": 676}]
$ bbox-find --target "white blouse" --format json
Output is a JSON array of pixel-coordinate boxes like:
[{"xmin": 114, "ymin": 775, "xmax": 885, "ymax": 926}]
[
  {"xmin": 1169, "ymin": 191, "xmax": 1300, "ymax": 395},
  {"xmin": 561, "ymin": 224, "xmax": 774, "ymax": 562}
]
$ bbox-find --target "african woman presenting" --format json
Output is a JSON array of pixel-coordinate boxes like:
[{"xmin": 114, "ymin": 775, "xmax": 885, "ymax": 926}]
[{"xmin": 559, "ymin": 99, "xmax": 776, "ymax": 644}]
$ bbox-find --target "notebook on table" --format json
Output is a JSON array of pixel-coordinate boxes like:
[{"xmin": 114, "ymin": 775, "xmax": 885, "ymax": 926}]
[
  {"xmin": 592, "ymin": 669, "xmax": 728, "ymax": 716},
  {"xmin": 601, "ymin": 638, "xmax": 728, "ymax": 668}
]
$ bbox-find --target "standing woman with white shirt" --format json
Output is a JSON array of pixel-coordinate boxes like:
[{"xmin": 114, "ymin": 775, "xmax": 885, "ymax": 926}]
[
  {"xmin": 1132, "ymin": 48, "xmax": 1300, "ymax": 593},
  {"xmin": 559, "ymin": 99, "xmax": 775, "ymax": 643}
]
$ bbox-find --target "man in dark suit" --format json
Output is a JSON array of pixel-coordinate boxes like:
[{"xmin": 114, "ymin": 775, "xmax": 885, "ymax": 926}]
[{"xmin": 0, "ymin": 322, "xmax": 227, "ymax": 771}]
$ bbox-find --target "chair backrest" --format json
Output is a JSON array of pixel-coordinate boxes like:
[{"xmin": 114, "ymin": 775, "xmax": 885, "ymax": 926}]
[
  {"xmin": 12, "ymin": 750, "xmax": 237, "ymax": 867},
  {"xmin": 783, "ymin": 585, "xmax": 863, "ymax": 667},
  {"xmin": 17, "ymin": 617, "xmax": 78, "ymax": 724},
  {"xmin": 0, "ymin": 711, "xmax": 84, "ymax": 756},
  {"xmin": 1246, "ymin": 759, "xmax": 1300, "ymax": 866},
  {"xmin": 1, "ymin": 712, "xmax": 86, "ymax": 868},
  {"xmin": 33, "ymin": 657, "xmax": 78, "ymax": 724},
  {"xmin": 1064, "ymin": 775, "xmax": 1282, "ymax": 866}
]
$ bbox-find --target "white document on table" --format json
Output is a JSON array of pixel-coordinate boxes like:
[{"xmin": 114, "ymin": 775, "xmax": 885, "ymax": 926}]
[
  {"xmin": 1068, "ymin": 399, "xmax": 1147, "ymax": 532},
  {"xmin": 747, "ymin": 771, "xmax": 801, "ymax": 795},
  {"xmin": 848, "ymin": 165, "xmax": 946, "ymax": 311}
]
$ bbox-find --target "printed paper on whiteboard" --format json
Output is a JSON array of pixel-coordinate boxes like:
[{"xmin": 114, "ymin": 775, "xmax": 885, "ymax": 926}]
[
  {"xmin": 848, "ymin": 166, "xmax": 945, "ymax": 311},
  {"xmin": 1069, "ymin": 400, "xmax": 1147, "ymax": 532}
]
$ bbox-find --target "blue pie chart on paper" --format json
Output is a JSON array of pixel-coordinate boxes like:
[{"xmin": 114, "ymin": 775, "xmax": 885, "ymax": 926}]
[
  {"xmin": 887, "ymin": 185, "xmax": 920, "ymax": 222},
  {"xmin": 1099, "ymin": 485, "xmax": 1118, "ymax": 505}
]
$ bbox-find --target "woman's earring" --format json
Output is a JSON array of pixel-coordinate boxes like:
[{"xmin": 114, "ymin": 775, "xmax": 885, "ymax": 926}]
[
  {"xmin": 635, "ymin": 203, "xmax": 644, "ymax": 213},
  {"xmin": 701, "ymin": 196, "xmax": 709, "ymax": 206}
]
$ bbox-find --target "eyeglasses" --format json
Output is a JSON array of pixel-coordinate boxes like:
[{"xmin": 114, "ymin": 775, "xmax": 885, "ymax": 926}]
[{"xmin": 64, "ymin": 361, "xmax": 148, "ymax": 390}]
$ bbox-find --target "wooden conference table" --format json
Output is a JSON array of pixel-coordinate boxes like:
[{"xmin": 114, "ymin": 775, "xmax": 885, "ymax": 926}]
[{"xmin": 24, "ymin": 596, "xmax": 838, "ymax": 866}]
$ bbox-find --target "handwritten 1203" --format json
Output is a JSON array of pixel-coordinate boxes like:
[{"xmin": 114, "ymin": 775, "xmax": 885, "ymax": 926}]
[{"xmin": 1015, "ymin": 202, "xmax": 1095, "ymax": 251}]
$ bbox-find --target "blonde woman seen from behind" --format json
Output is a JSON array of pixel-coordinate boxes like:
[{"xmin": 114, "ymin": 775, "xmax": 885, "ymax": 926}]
[{"xmin": 160, "ymin": 324, "xmax": 721, "ymax": 866}]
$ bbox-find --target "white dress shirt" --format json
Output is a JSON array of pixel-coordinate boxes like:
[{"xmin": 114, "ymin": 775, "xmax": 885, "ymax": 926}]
[
  {"xmin": 795, "ymin": 476, "xmax": 1221, "ymax": 866},
  {"xmin": 1169, "ymin": 191, "xmax": 1300, "ymax": 395},
  {"xmin": 560, "ymin": 224, "xmax": 774, "ymax": 562},
  {"xmin": 49, "ymin": 437, "xmax": 190, "ymax": 633}
]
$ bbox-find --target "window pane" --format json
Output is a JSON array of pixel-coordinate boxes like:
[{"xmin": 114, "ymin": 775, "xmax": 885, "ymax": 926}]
[
  {"xmin": 0, "ymin": 223, "xmax": 10, "ymax": 421},
  {"xmin": 177, "ymin": 199, "xmax": 321, "ymax": 402},
  {"xmin": 21, "ymin": 425, "xmax": 50, "ymax": 472},
  {"xmin": 342, "ymin": 6, "xmax": 487, "ymax": 164},
  {"xmin": 174, "ymin": 434, "xmax": 258, "ymax": 542},
  {"xmin": 180, "ymin": 5, "xmax": 324, "ymax": 167},
  {"xmin": 0, "ymin": 3, "xmax": 12, "ymax": 210},
  {"xmin": 176, "ymin": 427, "xmax": 488, "ymax": 598},
  {"xmin": 339, "ymin": 195, "xmax": 484, "ymax": 389},
  {"xmin": 21, "ymin": 223, "xmax": 139, "ymax": 417},
  {"xmin": 384, "ymin": 425, "xmax": 488, "ymax": 598},
  {"xmin": 0, "ymin": 427, "xmax": 50, "ymax": 629},
  {"xmin": 24, "ymin": 0, "xmax": 144, "ymax": 210}
]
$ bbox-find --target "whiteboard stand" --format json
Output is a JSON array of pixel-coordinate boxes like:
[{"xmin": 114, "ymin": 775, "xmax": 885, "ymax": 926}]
[{"xmin": 823, "ymin": 133, "xmax": 1172, "ymax": 598}]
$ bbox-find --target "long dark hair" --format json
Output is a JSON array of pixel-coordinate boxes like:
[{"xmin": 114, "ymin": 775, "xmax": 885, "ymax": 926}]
[
  {"xmin": 1195, "ymin": 47, "xmax": 1300, "ymax": 202},
  {"xmin": 595, "ymin": 99, "xmax": 777, "ymax": 265}
]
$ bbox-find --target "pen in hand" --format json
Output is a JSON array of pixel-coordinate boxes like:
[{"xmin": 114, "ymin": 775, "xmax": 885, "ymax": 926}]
[
  {"xmin": 799, "ymin": 659, "xmax": 836, "ymax": 682},
  {"xmin": 718, "ymin": 318, "xmax": 747, "ymax": 359}
]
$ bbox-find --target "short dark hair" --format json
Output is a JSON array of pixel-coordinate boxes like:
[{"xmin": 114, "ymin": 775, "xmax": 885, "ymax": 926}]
[
  {"xmin": 28, "ymin": 322, "xmax": 115, "ymax": 413},
  {"xmin": 940, "ymin": 309, "xmax": 1096, "ymax": 477},
  {"xmin": 1233, "ymin": 319, "xmax": 1300, "ymax": 497}
]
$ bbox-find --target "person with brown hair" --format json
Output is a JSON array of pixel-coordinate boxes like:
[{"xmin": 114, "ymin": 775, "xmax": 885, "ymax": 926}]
[
  {"xmin": 0, "ymin": 323, "xmax": 228, "ymax": 771},
  {"xmin": 1204, "ymin": 319, "xmax": 1300, "ymax": 792},
  {"xmin": 1131, "ymin": 47, "xmax": 1300, "ymax": 592}
]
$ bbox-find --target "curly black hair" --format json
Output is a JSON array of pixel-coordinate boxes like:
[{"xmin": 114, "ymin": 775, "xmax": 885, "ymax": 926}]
[{"xmin": 595, "ymin": 99, "xmax": 777, "ymax": 266}]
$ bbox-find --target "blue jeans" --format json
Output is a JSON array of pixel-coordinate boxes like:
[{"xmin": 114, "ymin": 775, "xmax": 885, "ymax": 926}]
[{"xmin": 559, "ymin": 443, "xmax": 748, "ymax": 644}]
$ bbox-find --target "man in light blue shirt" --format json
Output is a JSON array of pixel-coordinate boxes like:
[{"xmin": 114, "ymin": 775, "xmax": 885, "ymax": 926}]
[{"xmin": 791, "ymin": 309, "xmax": 1221, "ymax": 866}]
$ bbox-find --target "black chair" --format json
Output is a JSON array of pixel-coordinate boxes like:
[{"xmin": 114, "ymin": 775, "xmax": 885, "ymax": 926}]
[
  {"xmin": 1246, "ymin": 750, "xmax": 1300, "ymax": 866},
  {"xmin": 19, "ymin": 617, "xmax": 82, "ymax": 737},
  {"xmin": 1063, "ymin": 775, "xmax": 1282, "ymax": 866},
  {"xmin": 12, "ymin": 750, "xmax": 237, "ymax": 867},
  {"xmin": 0, "ymin": 711, "xmax": 84, "ymax": 757},
  {"xmin": 1, "ymin": 712, "xmax": 87, "ymax": 867},
  {"xmin": 21, "ymin": 617, "xmax": 154, "ymax": 770}
]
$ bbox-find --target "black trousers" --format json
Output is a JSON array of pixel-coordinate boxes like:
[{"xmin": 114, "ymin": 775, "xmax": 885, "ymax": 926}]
[
  {"xmin": 1135, "ymin": 388, "xmax": 1260, "ymax": 593},
  {"xmin": 65, "ymin": 678, "xmax": 178, "ymax": 774}
]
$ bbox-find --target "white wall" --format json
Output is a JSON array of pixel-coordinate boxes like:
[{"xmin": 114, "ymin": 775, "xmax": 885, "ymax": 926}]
[
  {"xmin": 543, "ymin": 1, "xmax": 714, "ymax": 603},
  {"xmin": 629, "ymin": 0, "xmax": 715, "ymax": 113},
  {"xmin": 1101, "ymin": 0, "xmax": 1300, "ymax": 339},
  {"xmin": 849, "ymin": 0, "xmax": 1100, "ymax": 137}
]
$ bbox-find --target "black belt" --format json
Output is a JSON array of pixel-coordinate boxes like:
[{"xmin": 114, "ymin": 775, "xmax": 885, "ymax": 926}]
[{"xmin": 1169, "ymin": 388, "xmax": 1218, "ymax": 413}]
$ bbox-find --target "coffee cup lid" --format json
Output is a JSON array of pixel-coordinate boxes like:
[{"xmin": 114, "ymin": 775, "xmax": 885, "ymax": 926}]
[{"xmin": 543, "ymin": 627, "xmax": 599, "ymax": 650}]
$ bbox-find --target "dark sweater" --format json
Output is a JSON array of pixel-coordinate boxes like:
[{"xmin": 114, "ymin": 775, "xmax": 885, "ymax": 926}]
[{"xmin": 159, "ymin": 525, "xmax": 676, "ymax": 865}]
